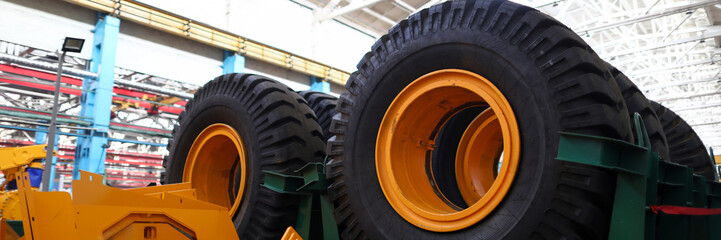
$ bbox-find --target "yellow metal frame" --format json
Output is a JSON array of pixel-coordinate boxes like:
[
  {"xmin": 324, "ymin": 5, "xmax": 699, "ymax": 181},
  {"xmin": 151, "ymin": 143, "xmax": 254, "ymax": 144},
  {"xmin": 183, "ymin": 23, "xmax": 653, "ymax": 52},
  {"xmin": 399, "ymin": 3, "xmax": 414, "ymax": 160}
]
[
  {"xmin": 14, "ymin": 171, "xmax": 239, "ymax": 240},
  {"xmin": 281, "ymin": 227, "xmax": 303, "ymax": 240},
  {"xmin": 0, "ymin": 145, "xmax": 51, "ymax": 222},
  {"xmin": 0, "ymin": 145, "xmax": 49, "ymax": 192},
  {"xmin": 64, "ymin": 0, "xmax": 350, "ymax": 85},
  {"xmin": 0, "ymin": 219, "xmax": 19, "ymax": 240},
  {"xmin": 376, "ymin": 69, "xmax": 520, "ymax": 232},
  {"xmin": 0, "ymin": 145, "xmax": 47, "ymax": 170},
  {"xmin": 0, "ymin": 190, "xmax": 22, "ymax": 221}
]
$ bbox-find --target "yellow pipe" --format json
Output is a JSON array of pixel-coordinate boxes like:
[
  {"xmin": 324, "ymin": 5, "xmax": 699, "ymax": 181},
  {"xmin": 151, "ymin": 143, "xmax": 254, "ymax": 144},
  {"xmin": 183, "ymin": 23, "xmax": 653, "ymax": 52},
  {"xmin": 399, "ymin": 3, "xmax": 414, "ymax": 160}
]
[{"xmin": 65, "ymin": 0, "xmax": 350, "ymax": 85}]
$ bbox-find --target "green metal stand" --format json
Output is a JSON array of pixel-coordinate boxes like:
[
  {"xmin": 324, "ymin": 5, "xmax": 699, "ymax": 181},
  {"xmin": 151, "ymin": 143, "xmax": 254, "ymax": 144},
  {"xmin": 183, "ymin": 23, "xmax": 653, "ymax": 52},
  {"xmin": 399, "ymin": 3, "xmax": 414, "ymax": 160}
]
[
  {"xmin": 262, "ymin": 159, "xmax": 339, "ymax": 240},
  {"xmin": 708, "ymin": 147, "xmax": 720, "ymax": 182},
  {"xmin": 557, "ymin": 113, "xmax": 721, "ymax": 240}
]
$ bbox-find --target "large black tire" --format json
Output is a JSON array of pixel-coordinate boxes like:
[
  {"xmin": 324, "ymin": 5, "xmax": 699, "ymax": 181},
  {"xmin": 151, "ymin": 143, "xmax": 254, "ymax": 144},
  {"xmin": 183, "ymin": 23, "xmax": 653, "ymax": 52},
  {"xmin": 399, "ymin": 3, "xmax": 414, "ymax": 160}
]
[
  {"xmin": 326, "ymin": 0, "xmax": 632, "ymax": 239},
  {"xmin": 607, "ymin": 63, "xmax": 670, "ymax": 161},
  {"xmin": 650, "ymin": 101, "xmax": 716, "ymax": 180},
  {"xmin": 163, "ymin": 73, "xmax": 326, "ymax": 239},
  {"xmin": 298, "ymin": 91, "xmax": 338, "ymax": 140}
]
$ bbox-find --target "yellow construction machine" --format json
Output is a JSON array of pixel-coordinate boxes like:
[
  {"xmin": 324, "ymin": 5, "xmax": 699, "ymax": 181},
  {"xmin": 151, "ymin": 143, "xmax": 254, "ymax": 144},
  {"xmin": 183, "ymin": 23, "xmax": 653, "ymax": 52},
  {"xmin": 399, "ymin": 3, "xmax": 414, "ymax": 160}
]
[
  {"xmin": 0, "ymin": 145, "xmax": 46, "ymax": 222},
  {"xmin": 0, "ymin": 145, "xmax": 243, "ymax": 240}
]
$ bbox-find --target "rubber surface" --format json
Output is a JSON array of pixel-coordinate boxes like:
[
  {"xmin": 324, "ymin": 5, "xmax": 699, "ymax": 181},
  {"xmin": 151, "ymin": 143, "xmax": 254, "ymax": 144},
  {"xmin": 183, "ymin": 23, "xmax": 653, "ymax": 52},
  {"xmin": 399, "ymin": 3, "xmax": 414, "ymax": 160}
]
[
  {"xmin": 325, "ymin": 0, "xmax": 632, "ymax": 238},
  {"xmin": 163, "ymin": 73, "xmax": 326, "ymax": 239},
  {"xmin": 607, "ymin": 63, "xmax": 670, "ymax": 161},
  {"xmin": 298, "ymin": 91, "xmax": 338, "ymax": 140},
  {"xmin": 431, "ymin": 106, "xmax": 485, "ymax": 209},
  {"xmin": 650, "ymin": 101, "xmax": 715, "ymax": 180}
]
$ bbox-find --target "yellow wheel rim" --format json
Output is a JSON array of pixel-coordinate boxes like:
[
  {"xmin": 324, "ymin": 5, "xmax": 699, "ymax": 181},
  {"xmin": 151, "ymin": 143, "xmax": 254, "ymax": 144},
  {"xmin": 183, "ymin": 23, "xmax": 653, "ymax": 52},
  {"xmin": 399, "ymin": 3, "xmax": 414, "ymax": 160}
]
[
  {"xmin": 183, "ymin": 123, "xmax": 247, "ymax": 216},
  {"xmin": 376, "ymin": 69, "xmax": 520, "ymax": 232},
  {"xmin": 455, "ymin": 108, "xmax": 504, "ymax": 205}
]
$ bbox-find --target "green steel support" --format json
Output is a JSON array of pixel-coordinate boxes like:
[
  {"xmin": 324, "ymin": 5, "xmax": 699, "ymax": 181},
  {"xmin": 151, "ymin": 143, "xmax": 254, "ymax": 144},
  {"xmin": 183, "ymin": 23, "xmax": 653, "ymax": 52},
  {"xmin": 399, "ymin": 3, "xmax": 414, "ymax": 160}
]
[
  {"xmin": 557, "ymin": 113, "xmax": 721, "ymax": 240},
  {"xmin": 707, "ymin": 183, "xmax": 721, "ymax": 239},
  {"xmin": 657, "ymin": 161, "xmax": 693, "ymax": 240},
  {"xmin": 708, "ymin": 147, "xmax": 719, "ymax": 182},
  {"xmin": 557, "ymin": 131, "xmax": 650, "ymax": 239},
  {"xmin": 262, "ymin": 159, "xmax": 339, "ymax": 240}
]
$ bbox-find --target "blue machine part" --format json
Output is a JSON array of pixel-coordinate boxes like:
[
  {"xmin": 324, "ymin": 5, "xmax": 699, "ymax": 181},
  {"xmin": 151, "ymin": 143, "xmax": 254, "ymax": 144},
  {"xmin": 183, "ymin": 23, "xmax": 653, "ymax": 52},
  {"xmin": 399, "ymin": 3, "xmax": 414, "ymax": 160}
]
[
  {"xmin": 6, "ymin": 180, "xmax": 16, "ymax": 191},
  {"xmin": 27, "ymin": 167, "xmax": 43, "ymax": 188},
  {"xmin": 5, "ymin": 167, "xmax": 44, "ymax": 190}
]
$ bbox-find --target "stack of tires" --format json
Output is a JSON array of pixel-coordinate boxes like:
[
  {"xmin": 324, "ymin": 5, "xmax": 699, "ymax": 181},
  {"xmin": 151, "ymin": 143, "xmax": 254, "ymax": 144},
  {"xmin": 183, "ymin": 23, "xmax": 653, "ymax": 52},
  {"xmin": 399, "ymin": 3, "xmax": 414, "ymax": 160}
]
[{"xmin": 162, "ymin": 0, "xmax": 716, "ymax": 239}]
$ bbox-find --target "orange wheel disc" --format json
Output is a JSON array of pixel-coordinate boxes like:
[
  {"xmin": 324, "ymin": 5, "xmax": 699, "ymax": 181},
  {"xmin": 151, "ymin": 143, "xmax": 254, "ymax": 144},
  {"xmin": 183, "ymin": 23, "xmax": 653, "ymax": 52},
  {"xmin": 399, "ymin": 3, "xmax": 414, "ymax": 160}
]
[
  {"xmin": 183, "ymin": 123, "xmax": 247, "ymax": 216},
  {"xmin": 376, "ymin": 69, "xmax": 520, "ymax": 232}
]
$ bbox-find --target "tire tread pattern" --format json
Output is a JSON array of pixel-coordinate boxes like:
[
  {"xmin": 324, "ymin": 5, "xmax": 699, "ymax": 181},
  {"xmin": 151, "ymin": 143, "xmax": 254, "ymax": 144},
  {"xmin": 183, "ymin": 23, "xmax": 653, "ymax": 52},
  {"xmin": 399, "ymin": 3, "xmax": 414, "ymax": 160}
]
[
  {"xmin": 298, "ymin": 91, "xmax": 338, "ymax": 140},
  {"xmin": 607, "ymin": 63, "xmax": 671, "ymax": 161},
  {"xmin": 650, "ymin": 101, "xmax": 715, "ymax": 180},
  {"xmin": 327, "ymin": 0, "xmax": 631, "ymax": 239},
  {"xmin": 163, "ymin": 73, "xmax": 325, "ymax": 239}
]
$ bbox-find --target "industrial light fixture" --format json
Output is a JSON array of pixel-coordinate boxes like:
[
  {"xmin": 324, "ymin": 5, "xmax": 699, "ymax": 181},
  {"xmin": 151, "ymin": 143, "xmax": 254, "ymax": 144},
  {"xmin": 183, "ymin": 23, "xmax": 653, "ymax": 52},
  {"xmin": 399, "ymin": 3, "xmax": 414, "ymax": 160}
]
[
  {"xmin": 61, "ymin": 37, "xmax": 85, "ymax": 53},
  {"xmin": 41, "ymin": 37, "xmax": 85, "ymax": 191}
]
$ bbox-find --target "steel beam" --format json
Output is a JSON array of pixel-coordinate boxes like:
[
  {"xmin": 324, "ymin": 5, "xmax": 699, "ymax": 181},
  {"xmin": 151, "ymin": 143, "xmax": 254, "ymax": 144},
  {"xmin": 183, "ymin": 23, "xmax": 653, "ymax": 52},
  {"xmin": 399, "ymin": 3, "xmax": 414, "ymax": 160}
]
[
  {"xmin": 653, "ymin": 89, "xmax": 720, "ymax": 102},
  {"xmin": 0, "ymin": 54, "xmax": 194, "ymax": 99},
  {"xmin": 575, "ymin": 0, "xmax": 719, "ymax": 34},
  {"xmin": 416, "ymin": 0, "xmax": 444, "ymax": 13},
  {"xmin": 392, "ymin": 0, "xmax": 416, "ymax": 13},
  {"xmin": 691, "ymin": 119, "xmax": 721, "ymax": 127},
  {"xmin": 606, "ymin": 26, "xmax": 721, "ymax": 58},
  {"xmin": 65, "ymin": 0, "xmax": 351, "ymax": 85},
  {"xmin": 34, "ymin": 123, "xmax": 58, "ymax": 191},
  {"xmin": 627, "ymin": 56, "xmax": 721, "ymax": 77},
  {"xmin": 316, "ymin": 0, "xmax": 384, "ymax": 22},
  {"xmin": 670, "ymin": 101, "xmax": 721, "ymax": 111},
  {"xmin": 75, "ymin": 15, "xmax": 119, "ymax": 180},
  {"xmin": 596, "ymin": 26, "xmax": 713, "ymax": 50},
  {"xmin": 0, "ymin": 53, "xmax": 96, "ymax": 79},
  {"xmin": 696, "ymin": 130, "xmax": 721, "ymax": 137},
  {"xmin": 361, "ymin": 8, "xmax": 396, "ymax": 25},
  {"xmin": 640, "ymin": 70, "xmax": 720, "ymax": 90}
]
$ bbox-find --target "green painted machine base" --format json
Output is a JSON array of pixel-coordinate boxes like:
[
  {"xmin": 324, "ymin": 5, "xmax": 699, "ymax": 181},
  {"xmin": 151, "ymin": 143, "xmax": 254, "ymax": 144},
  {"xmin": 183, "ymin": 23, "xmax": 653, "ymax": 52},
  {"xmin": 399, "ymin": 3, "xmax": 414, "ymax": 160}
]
[
  {"xmin": 262, "ymin": 159, "xmax": 339, "ymax": 240},
  {"xmin": 557, "ymin": 113, "xmax": 721, "ymax": 240}
]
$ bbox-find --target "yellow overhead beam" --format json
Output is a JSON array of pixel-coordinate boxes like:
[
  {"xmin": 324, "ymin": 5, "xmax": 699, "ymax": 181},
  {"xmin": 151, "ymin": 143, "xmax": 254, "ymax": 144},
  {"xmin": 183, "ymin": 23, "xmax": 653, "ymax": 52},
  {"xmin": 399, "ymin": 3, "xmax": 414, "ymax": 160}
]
[{"xmin": 65, "ymin": 0, "xmax": 351, "ymax": 85}]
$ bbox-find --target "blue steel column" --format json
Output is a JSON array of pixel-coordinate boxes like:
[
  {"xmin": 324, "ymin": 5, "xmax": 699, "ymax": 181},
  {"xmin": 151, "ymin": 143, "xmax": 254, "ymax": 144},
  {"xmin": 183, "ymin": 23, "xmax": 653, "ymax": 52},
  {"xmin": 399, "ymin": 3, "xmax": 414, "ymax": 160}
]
[
  {"xmin": 74, "ymin": 14, "xmax": 119, "ymax": 179},
  {"xmin": 34, "ymin": 125, "xmax": 58, "ymax": 190},
  {"xmin": 223, "ymin": 50, "xmax": 245, "ymax": 74},
  {"xmin": 309, "ymin": 76, "xmax": 330, "ymax": 93},
  {"xmin": 34, "ymin": 126, "xmax": 47, "ymax": 145}
]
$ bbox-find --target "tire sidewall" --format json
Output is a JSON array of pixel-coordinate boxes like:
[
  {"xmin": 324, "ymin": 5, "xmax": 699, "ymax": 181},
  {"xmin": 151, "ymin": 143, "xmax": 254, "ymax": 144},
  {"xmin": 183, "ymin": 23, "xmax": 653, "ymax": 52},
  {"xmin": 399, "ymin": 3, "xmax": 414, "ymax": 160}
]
[
  {"xmin": 166, "ymin": 95, "xmax": 264, "ymax": 235},
  {"xmin": 343, "ymin": 28, "xmax": 562, "ymax": 238}
]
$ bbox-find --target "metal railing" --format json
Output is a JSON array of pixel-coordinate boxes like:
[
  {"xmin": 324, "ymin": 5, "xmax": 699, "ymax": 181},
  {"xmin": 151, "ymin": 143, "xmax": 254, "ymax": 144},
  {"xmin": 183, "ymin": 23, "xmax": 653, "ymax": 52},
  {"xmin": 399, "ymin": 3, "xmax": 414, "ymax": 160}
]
[{"xmin": 65, "ymin": 0, "xmax": 351, "ymax": 85}]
